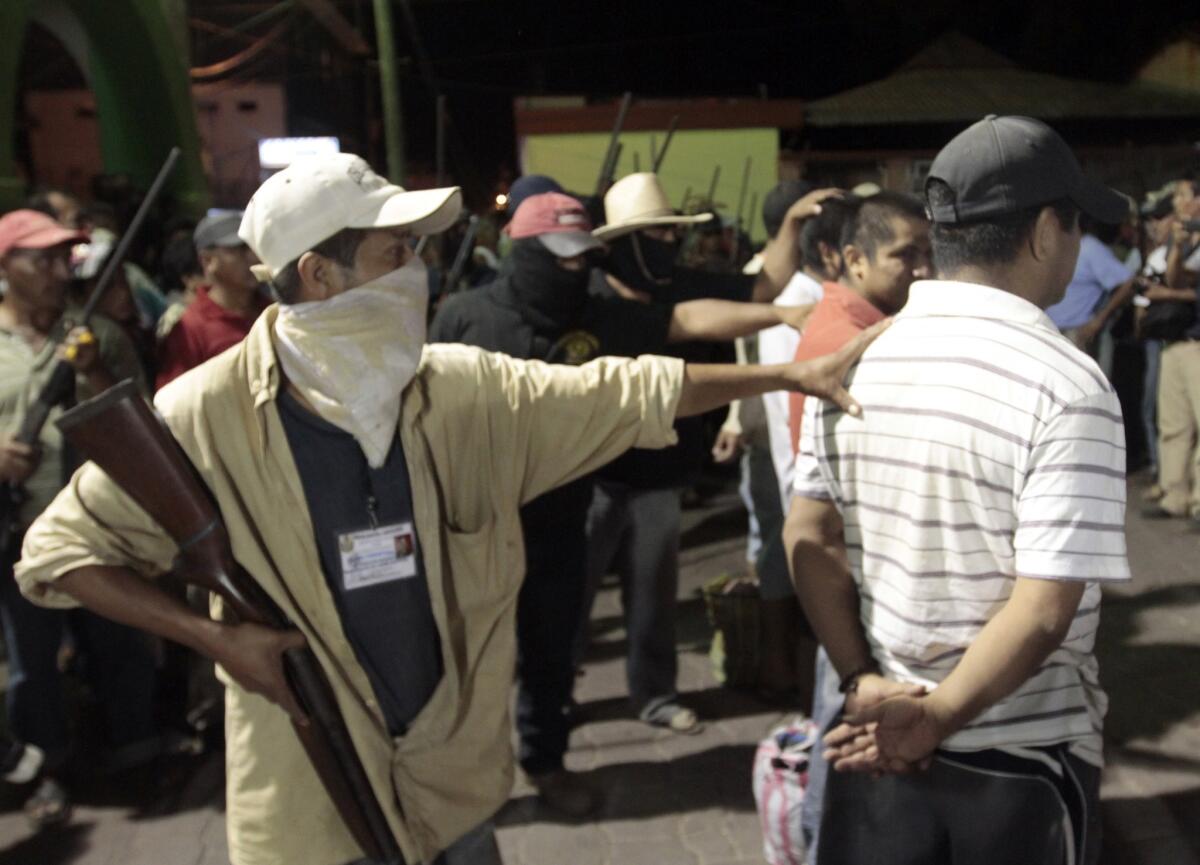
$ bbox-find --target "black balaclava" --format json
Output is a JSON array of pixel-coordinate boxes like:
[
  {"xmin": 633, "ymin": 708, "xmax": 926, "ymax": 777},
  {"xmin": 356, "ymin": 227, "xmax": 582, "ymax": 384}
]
[
  {"xmin": 508, "ymin": 237, "xmax": 591, "ymax": 333},
  {"xmin": 604, "ymin": 231, "xmax": 681, "ymax": 301}
]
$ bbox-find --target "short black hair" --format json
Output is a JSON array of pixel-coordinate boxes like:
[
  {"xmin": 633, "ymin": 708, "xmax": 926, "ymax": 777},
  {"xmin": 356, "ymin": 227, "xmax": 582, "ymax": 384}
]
[
  {"xmin": 270, "ymin": 228, "xmax": 371, "ymax": 304},
  {"xmin": 762, "ymin": 180, "xmax": 815, "ymax": 239},
  {"xmin": 840, "ymin": 191, "xmax": 927, "ymax": 260},
  {"xmin": 799, "ymin": 195, "xmax": 861, "ymax": 275},
  {"xmin": 159, "ymin": 234, "xmax": 202, "ymax": 293},
  {"xmin": 925, "ymin": 179, "xmax": 1079, "ymax": 274}
]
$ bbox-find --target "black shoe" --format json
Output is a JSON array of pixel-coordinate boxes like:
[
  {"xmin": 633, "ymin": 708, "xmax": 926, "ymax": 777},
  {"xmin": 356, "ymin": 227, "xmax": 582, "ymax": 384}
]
[{"xmin": 529, "ymin": 769, "xmax": 600, "ymax": 818}]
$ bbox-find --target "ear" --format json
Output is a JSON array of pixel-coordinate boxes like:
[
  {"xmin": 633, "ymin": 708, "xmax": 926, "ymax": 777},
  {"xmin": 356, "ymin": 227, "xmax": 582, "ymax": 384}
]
[
  {"xmin": 842, "ymin": 243, "xmax": 866, "ymax": 281},
  {"xmin": 818, "ymin": 240, "xmax": 843, "ymax": 277},
  {"xmin": 197, "ymin": 249, "xmax": 217, "ymax": 275},
  {"xmin": 1029, "ymin": 206, "xmax": 1061, "ymax": 263},
  {"xmin": 295, "ymin": 251, "xmax": 339, "ymax": 303}
]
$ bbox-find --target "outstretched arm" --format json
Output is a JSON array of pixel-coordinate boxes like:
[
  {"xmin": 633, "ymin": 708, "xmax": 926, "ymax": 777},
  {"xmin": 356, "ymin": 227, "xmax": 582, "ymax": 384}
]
[
  {"xmin": 667, "ymin": 299, "xmax": 813, "ymax": 343},
  {"xmin": 675, "ymin": 318, "xmax": 887, "ymax": 417}
]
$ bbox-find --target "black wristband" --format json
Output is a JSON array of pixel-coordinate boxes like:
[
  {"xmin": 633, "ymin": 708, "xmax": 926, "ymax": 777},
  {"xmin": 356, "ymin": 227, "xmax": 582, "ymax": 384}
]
[{"xmin": 838, "ymin": 662, "xmax": 880, "ymax": 694}]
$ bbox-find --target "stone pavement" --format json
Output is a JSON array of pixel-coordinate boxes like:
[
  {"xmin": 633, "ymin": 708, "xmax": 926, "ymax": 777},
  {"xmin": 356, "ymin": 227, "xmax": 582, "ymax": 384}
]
[{"xmin": 0, "ymin": 475, "xmax": 1197, "ymax": 865}]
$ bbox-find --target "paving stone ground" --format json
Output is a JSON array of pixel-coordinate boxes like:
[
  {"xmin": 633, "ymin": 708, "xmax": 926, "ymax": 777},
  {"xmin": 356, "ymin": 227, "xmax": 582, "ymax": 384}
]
[{"xmin": 0, "ymin": 474, "xmax": 1196, "ymax": 865}]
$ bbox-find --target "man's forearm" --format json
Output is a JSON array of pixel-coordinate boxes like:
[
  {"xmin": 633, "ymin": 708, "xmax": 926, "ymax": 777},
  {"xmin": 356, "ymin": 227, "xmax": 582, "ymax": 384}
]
[
  {"xmin": 753, "ymin": 226, "xmax": 801, "ymax": 303},
  {"xmin": 783, "ymin": 497, "xmax": 874, "ymax": 678},
  {"xmin": 1151, "ymin": 287, "xmax": 1198, "ymax": 303},
  {"xmin": 668, "ymin": 299, "xmax": 790, "ymax": 343},
  {"xmin": 1090, "ymin": 279, "xmax": 1136, "ymax": 327},
  {"xmin": 57, "ymin": 565, "xmax": 227, "ymax": 658},
  {"xmin": 676, "ymin": 362, "xmax": 788, "ymax": 417},
  {"xmin": 925, "ymin": 577, "xmax": 1085, "ymax": 737}
]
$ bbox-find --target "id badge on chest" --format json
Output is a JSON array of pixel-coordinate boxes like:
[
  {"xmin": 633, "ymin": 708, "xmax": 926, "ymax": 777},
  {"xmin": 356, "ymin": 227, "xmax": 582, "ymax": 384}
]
[{"xmin": 337, "ymin": 521, "xmax": 417, "ymax": 590}]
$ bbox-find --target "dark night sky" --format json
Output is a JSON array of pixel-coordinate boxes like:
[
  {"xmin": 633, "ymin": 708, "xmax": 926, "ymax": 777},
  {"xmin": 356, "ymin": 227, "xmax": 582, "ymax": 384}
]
[{"xmin": 23, "ymin": 1, "xmax": 1200, "ymax": 197}]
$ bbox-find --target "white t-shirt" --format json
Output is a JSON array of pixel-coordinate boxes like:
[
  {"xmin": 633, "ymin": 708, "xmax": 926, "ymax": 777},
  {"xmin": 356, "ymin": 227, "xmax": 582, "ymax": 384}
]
[{"xmin": 759, "ymin": 270, "xmax": 824, "ymax": 506}]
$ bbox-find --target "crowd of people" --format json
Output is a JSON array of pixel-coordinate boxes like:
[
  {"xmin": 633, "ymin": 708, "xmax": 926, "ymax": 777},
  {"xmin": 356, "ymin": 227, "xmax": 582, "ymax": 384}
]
[{"xmin": 0, "ymin": 112, "xmax": 1194, "ymax": 865}]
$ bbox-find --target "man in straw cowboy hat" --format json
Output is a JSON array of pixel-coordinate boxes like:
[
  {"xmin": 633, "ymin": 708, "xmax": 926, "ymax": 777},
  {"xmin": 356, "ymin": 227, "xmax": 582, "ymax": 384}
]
[
  {"xmin": 15, "ymin": 153, "xmax": 881, "ymax": 865},
  {"xmin": 431, "ymin": 189, "xmax": 820, "ymax": 815},
  {"xmin": 579, "ymin": 172, "xmax": 843, "ymax": 733}
]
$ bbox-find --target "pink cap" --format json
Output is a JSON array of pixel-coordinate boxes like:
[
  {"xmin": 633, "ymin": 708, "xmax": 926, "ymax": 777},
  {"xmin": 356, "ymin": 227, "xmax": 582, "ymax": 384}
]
[
  {"xmin": 0, "ymin": 210, "xmax": 86, "ymax": 258},
  {"xmin": 506, "ymin": 192, "xmax": 604, "ymax": 257}
]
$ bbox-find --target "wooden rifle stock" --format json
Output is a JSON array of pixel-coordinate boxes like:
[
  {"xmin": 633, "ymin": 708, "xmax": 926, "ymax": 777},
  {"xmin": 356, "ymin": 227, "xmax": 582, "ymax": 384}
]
[{"xmin": 55, "ymin": 380, "xmax": 403, "ymax": 864}]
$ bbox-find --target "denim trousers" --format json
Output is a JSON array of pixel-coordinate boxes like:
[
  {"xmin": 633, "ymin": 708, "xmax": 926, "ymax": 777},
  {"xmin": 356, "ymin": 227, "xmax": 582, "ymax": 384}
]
[
  {"xmin": 0, "ymin": 559, "xmax": 158, "ymax": 769},
  {"xmin": 580, "ymin": 482, "xmax": 681, "ymax": 717}
]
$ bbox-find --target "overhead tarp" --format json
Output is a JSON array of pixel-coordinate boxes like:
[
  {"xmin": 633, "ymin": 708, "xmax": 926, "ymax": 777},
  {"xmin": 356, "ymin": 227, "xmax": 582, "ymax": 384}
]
[{"xmin": 806, "ymin": 31, "xmax": 1200, "ymax": 127}]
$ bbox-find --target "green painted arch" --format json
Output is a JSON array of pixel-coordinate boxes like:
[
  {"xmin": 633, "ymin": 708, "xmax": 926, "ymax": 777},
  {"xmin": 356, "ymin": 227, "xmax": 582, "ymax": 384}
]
[{"xmin": 1, "ymin": 0, "xmax": 208, "ymax": 213}]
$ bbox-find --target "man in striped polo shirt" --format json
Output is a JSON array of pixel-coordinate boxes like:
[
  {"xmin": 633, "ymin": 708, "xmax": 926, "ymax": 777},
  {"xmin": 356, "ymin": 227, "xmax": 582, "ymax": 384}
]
[{"xmin": 783, "ymin": 115, "xmax": 1131, "ymax": 865}]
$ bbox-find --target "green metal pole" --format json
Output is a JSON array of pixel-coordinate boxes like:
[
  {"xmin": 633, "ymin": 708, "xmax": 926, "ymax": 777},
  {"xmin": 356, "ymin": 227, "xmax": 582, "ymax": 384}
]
[{"xmin": 372, "ymin": 0, "xmax": 405, "ymax": 181}]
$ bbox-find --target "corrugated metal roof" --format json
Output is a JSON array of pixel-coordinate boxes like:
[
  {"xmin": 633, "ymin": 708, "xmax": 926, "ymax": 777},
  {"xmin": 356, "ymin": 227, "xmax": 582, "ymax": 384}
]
[{"xmin": 806, "ymin": 33, "xmax": 1200, "ymax": 127}]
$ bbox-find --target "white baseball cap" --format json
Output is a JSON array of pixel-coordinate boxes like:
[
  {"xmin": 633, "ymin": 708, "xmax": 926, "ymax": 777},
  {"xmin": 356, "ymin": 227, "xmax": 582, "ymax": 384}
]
[{"xmin": 239, "ymin": 153, "xmax": 462, "ymax": 279}]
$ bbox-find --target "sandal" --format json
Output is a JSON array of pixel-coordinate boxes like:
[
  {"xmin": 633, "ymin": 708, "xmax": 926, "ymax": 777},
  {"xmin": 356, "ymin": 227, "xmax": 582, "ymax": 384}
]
[{"xmin": 24, "ymin": 777, "xmax": 71, "ymax": 829}]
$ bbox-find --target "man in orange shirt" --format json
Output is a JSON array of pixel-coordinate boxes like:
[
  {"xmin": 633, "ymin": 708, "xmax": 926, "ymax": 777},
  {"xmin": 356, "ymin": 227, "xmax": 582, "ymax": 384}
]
[
  {"xmin": 787, "ymin": 192, "xmax": 931, "ymax": 451},
  {"xmin": 784, "ymin": 191, "xmax": 931, "ymax": 860}
]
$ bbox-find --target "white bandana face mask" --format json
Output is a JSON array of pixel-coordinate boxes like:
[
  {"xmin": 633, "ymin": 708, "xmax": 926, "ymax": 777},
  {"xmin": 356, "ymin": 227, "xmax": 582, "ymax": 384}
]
[{"xmin": 273, "ymin": 255, "xmax": 428, "ymax": 467}]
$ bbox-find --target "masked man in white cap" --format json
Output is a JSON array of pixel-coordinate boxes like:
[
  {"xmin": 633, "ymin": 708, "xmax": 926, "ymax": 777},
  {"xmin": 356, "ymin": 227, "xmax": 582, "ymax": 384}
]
[
  {"xmin": 15, "ymin": 154, "xmax": 879, "ymax": 865},
  {"xmin": 579, "ymin": 173, "xmax": 839, "ymax": 733}
]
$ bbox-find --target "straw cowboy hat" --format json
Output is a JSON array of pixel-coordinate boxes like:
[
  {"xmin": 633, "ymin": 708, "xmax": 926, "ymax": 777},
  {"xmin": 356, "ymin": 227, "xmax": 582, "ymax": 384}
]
[{"xmin": 592, "ymin": 173, "xmax": 712, "ymax": 241}]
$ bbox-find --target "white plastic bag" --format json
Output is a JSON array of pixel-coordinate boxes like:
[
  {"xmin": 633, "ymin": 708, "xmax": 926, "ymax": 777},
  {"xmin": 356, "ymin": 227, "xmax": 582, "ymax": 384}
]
[{"xmin": 752, "ymin": 716, "xmax": 817, "ymax": 865}]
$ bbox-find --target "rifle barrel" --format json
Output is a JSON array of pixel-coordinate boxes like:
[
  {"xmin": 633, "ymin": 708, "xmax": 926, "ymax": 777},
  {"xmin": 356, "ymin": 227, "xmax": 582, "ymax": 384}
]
[
  {"xmin": 594, "ymin": 92, "xmax": 633, "ymax": 196},
  {"xmin": 81, "ymin": 147, "xmax": 181, "ymax": 324},
  {"xmin": 706, "ymin": 165, "xmax": 721, "ymax": 209},
  {"xmin": 652, "ymin": 115, "xmax": 679, "ymax": 173}
]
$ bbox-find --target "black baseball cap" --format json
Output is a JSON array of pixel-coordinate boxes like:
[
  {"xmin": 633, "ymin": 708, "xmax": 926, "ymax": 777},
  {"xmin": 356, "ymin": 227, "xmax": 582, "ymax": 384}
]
[{"xmin": 925, "ymin": 115, "xmax": 1127, "ymax": 226}]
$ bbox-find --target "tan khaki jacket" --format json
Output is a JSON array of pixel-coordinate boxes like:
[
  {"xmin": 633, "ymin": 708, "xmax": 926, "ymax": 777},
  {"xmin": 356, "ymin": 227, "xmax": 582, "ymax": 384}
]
[{"xmin": 16, "ymin": 307, "xmax": 682, "ymax": 865}]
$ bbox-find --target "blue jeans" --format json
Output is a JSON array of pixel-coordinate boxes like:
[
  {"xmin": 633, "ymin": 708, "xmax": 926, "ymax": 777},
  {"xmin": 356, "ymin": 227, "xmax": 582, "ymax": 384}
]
[
  {"xmin": 801, "ymin": 647, "xmax": 843, "ymax": 860},
  {"xmin": 580, "ymin": 483, "xmax": 682, "ymax": 717},
  {"xmin": 0, "ymin": 564, "xmax": 158, "ymax": 769},
  {"xmin": 1142, "ymin": 339, "xmax": 1163, "ymax": 468}
]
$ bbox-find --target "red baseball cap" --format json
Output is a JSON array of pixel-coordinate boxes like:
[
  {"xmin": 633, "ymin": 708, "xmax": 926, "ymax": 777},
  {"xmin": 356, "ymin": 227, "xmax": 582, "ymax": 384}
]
[
  {"xmin": 506, "ymin": 192, "xmax": 604, "ymax": 258},
  {"xmin": 0, "ymin": 209, "xmax": 86, "ymax": 258}
]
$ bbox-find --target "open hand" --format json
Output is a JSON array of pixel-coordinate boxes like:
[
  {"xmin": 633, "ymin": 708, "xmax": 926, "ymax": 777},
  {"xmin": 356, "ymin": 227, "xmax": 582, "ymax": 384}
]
[
  {"xmin": 822, "ymin": 674, "xmax": 927, "ymax": 775},
  {"xmin": 827, "ymin": 692, "xmax": 949, "ymax": 774},
  {"xmin": 783, "ymin": 318, "xmax": 891, "ymax": 415},
  {"xmin": 785, "ymin": 188, "xmax": 846, "ymax": 225}
]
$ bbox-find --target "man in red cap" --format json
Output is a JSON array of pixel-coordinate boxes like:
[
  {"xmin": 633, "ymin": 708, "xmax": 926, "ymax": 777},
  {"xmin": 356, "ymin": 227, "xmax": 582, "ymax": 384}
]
[
  {"xmin": 0, "ymin": 209, "xmax": 156, "ymax": 826},
  {"xmin": 430, "ymin": 191, "xmax": 814, "ymax": 815}
]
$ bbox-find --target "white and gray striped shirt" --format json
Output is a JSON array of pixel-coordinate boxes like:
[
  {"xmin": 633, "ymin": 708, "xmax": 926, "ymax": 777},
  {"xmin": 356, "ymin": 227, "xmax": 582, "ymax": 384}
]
[{"xmin": 794, "ymin": 279, "xmax": 1130, "ymax": 766}]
